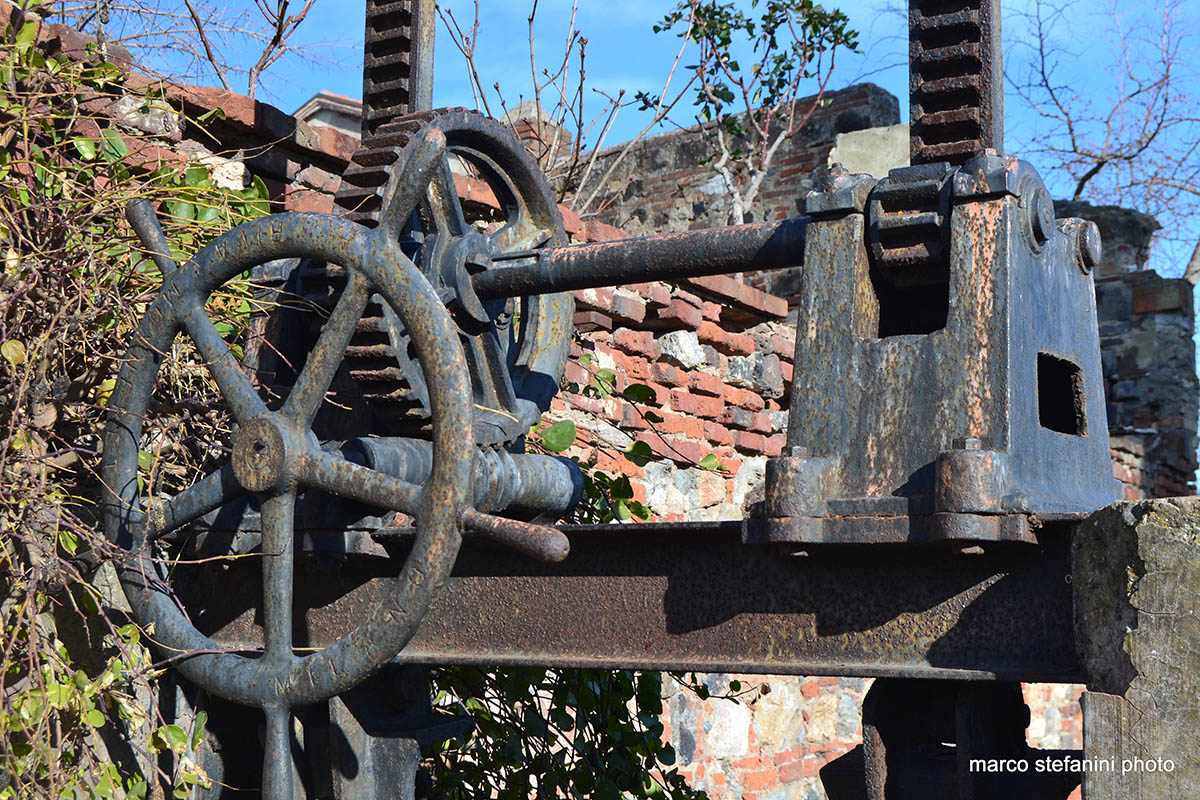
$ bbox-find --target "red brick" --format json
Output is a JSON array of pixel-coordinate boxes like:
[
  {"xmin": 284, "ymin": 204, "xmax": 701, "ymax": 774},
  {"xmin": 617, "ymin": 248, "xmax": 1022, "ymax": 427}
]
[
  {"xmin": 682, "ymin": 274, "xmax": 788, "ymax": 319},
  {"xmin": 637, "ymin": 433, "xmax": 706, "ymax": 465},
  {"xmin": 703, "ymin": 421, "xmax": 734, "ymax": 447},
  {"xmin": 669, "ymin": 390, "xmax": 724, "ymax": 419},
  {"xmin": 781, "ymin": 360, "xmax": 794, "ymax": 384},
  {"xmin": 567, "ymin": 394, "xmax": 604, "ymax": 415},
  {"xmin": 654, "ymin": 298, "xmax": 703, "ymax": 330},
  {"xmin": 285, "ymin": 187, "xmax": 334, "ymax": 213},
  {"xmin": 645, "ymin": 382, "xmax": 671, "ymax": 406},
  {"xmin": 778, "ymin": 757, "xmax": 821, "ymax": 783},
  {"xmin": 719, "ymin": 457, "xmax": 741, "ymax": 474},
  {"xmin": 564, "ymin": 360, "xmax": 588, "ymax": 387},
  {"xmin": 701, "ymin": 301, "xmax": 722, "ymax": 321},
  {"xmin": 769, "ymin": 332, "xmax": 796, "ymax": 360},
  {"xmin": 123, "ymin": 140, "xmax": 188, "ymax": 173},
  {"xmin": 574, "ymin": 287, "xmax": 613, "ymax": 313},
  {"xmin": 752, "ymin": 412, "xmax": 775, "ymax": 434},
  {"xmin": 733, "ymin": 752, "xmax": 769, "ymax": 769},
  {"xmin": 574, "ymin": 311, "xmax": 612, "ymax": 332},
  {"xmin": 610, "ymin": 291, "xmax": 647, "ymax": 325},
  {"xmin": 689, "ymin": 371, "xmax": 725, "ymax": 397},
  {"xmin": 557, "ymin": 203, "xmax": 583, "ymax": 236},
  {"xmin": 743, "ymin": 769, "xmax": 778, "ymax": 791},
  {"xmin": 723, "ymin": 385, "xmax": 766, "ymax": 412},
  {"xmin": 697, "ymin": 321, "xmax": 756, "ymax": 356},
  {"xmin": 773, "ymin": 747, "xmax": 806, "ymax": 766},
  {"xmin": 613, "ymin": 329, "xmax": 658, "ymax": 359},
  {"xmin": 311, "ymin": 124, "xmax": 359, "ymax": 163},
  {"xmin": 763, "ymin": 435, "xmax": 783, "ymax": 457},
  {"xmin": 672, "ymin": 287, "xmax": 704, "ymax": 309},
  {"xmin": 649, "ymin": 362, "xmax": 687, "ymax": 388},
  {"xmin": 682, "ymin": 415, "xmax": 707, "ymax": 441},
  {"xmin": 655, "ymin": 411, "xmax": 689, "ymax": 435},
  {"xmin": 800, "ymin": 680, "xmax": 819, "ymax": 699},
  {"xmin": 630, "ymin": 281, "xmax": 673, "ymax": 309},
  {"xmin": 621, "ymin": 402, "xmax": 650, "ymax": 429},
  {"xmin": 582, "ymin": 219, "xmax": 624, "ymax": 242}
]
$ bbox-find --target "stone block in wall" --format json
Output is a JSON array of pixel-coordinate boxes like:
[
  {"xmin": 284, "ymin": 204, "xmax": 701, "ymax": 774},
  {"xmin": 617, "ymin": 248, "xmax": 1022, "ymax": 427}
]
[{"xmin": 1055, "ymin": 200, "xmax": 1160, "ymax": 276}]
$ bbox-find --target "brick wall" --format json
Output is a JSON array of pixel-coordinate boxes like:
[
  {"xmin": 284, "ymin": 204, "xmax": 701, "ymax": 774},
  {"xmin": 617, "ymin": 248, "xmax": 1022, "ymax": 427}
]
[
  {"xmin": 575, "ymin": 83, "xmax": 899, "ymax": 236},
  {"xmin": 1060, "ymin": 200, "xmax": 1200, "ymax": 500}
]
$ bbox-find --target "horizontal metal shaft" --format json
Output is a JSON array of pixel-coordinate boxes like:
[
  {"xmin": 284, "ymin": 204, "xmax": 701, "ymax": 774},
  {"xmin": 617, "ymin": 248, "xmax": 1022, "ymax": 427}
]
[{"xmin": 473, "ymin": 216, "xmax": 809, "ymax": 300}]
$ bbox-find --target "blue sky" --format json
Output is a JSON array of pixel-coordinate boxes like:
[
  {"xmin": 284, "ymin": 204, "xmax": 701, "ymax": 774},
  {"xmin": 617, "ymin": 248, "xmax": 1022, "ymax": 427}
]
[
  {"xmin": 249, "ymin": 0, "xmax": 1196, "ymax": 276},
  {"xmin": 264, "ymin": 0, "xmax": 911, "ymax": 146}
]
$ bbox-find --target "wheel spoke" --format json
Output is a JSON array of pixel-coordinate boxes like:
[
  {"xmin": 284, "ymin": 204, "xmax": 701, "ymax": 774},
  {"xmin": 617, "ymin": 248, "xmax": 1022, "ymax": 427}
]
[
  {"xmin": 281, "ymin": 270, "xmax": 370, "ymax": 425},
  {"xmin": 490, "ymin": 222, "xmax": 553, "ymax": 253},
  {"xmin": 377, "ymin": 128, "xmax": 447, "ymax": 241},
  {"xmin": 260, "ymin": 491, "xmax": 295, "ymax": 665},
  {"xmin": 184, "ymin": 304, "xmax": 269, "ymax": 424},
  {"xmin": 147, "ymin": 462, "xmax": 242, "ymax": 540},
  {"xmin": 299, "ymin": 448, "xmax": 421, "ymax": 515},
  {"xmin": 261, "ymin": 704, "xmax": 294, "ymax": 800},
  {"xmin": 125, "ymin": 198, "xmax": 178, "ymax": 278},
  {"xmin": 427, "ymin": 157, "xmax": 469, "ymax": 239}
]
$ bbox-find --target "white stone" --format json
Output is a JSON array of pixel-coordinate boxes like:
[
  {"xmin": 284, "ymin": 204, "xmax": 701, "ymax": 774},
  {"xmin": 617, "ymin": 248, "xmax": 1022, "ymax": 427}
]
[
  {"xmin": 732, "ymin": 456, "xmax": 767, "ymax": 506},
  {"xmin": 753, "ymin": 680, "xmax": 806, "ymax": 749},
  {"xmin": 706, "ymin": 699, "xmax": 752, "ymax": 759},
  {"xmin": 805, "ymin": 692, "xmax": 838, "ymax": 743},
  {"xmin": 827, "ymin": 123, "xmax": 910, "ymax": 179},
  {"xmin": 657, "ymin": 331, "xmax": 705, "ymax": 369}
]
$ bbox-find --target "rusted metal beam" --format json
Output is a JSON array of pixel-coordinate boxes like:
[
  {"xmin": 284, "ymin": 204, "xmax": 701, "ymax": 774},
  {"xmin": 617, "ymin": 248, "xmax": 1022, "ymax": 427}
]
[
  {"xmin": 182, "ymin": 522, "xmax": 1083, "ymax": 683},
  {"xmin": 473, "ymin": 217, "xmax": 808, "ymax": 300}
]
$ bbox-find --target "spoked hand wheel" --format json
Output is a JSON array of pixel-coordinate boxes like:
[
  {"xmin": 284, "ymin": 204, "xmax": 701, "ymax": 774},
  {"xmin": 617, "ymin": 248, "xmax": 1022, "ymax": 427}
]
[{"xmin": 102, "ymin": 129, "xmax": 476, "ymax": 798}]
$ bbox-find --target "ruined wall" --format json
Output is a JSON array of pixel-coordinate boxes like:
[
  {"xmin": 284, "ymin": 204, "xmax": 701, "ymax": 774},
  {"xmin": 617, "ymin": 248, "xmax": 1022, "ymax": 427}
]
[
  {"xmin": 1058, "ymin": 200, "xmax": 1199, "ymax": 500},
  {"xmin": 577, "ymin": 83, "xmax": 899, "ymax": 236}
]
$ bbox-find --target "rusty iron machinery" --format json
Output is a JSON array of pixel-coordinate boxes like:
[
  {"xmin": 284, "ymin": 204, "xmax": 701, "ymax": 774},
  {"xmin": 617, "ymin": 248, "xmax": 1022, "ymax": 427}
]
[{"xmin": 97, "ymin": 0, "xmax": 1121, "ymax": 797}]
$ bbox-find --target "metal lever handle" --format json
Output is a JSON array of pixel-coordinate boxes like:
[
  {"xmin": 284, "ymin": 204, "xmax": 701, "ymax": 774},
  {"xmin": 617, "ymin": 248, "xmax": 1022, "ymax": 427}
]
[{"xmin": 460, "ymin": 509, "xmax": 570, "ymax": 563}]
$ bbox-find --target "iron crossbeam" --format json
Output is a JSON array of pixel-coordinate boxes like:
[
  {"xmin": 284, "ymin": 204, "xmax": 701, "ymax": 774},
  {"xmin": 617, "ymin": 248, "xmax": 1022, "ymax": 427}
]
[
  {"xmin": 473, "ymin": 216, "xmax": 809, "ymax": 300},
  {"xmin": 182, "ymin": 521, "xmax": 1082, "ymax": 683}
]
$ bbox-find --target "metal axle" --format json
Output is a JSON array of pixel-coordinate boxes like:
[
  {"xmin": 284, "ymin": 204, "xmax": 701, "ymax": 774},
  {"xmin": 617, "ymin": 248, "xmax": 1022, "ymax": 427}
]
[{"xmin": 474, "ymin": 216, "xmax": 809, "ymax": 299}]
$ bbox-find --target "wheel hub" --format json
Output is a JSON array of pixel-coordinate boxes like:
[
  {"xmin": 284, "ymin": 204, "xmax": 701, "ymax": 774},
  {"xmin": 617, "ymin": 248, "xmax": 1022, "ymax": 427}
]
[{"xmin": 231, "ymin": 416, "xmax": 301, "ymax": 493}]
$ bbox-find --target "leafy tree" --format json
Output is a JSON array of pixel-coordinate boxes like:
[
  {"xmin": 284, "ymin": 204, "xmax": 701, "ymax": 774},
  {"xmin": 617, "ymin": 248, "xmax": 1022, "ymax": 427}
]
[{"xmin": 640, "ymin": 0, "xmax": 858, "ymax": 223}]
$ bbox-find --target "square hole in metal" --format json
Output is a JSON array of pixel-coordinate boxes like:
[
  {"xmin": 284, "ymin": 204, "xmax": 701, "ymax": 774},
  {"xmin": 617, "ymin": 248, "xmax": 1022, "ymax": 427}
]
[{"xmin": 1037, "ymin": 353, "xmax": 1086, "ymax": 436}]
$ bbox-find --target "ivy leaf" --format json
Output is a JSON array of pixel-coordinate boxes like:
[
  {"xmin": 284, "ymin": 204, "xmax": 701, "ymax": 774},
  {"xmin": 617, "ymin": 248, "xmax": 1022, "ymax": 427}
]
[
  {"xmin": 621, "ymin": 383, "xmax": 656, "ymax": 404},
  {"xmin": 624, "ymin": 440, "xmax": 655, "ymax": 467},
  {"xmin": 540, "ymin": 420, "xmax": 576, "ymax": 453},
  {"xmin": 1, "ymin": 339, "xmax": 26, "ymax": 366},
  {"xmin": 183, "ymin": 165, "xmax": 210, "ymax": 189},
  {"xmin": 58, "ymin": 528, "xmax": 79, "ymax": 556},
  {"xmin": 698, "ymin": 452, "xmax": 721, "ymax": 470},
  {"xmin": 73, "ymin": 137, "xmax": 97, "ymax": 161},
  {"xmin": 191, "ymin": 710, "xmax": 208, "ymax": 750},
  {"xmin": 14, "ymin": 20, "xmax": 38, "ymax": 47},
  {"xmin": 100, "ymin": 128, "xmax": 127, "ymax": 163}
]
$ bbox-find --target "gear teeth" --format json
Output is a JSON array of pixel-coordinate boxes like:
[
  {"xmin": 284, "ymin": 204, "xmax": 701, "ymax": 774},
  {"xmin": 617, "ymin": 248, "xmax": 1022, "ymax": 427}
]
[
  {"xmin": 909, "ymin": 0, "xmax": 1001, "ymax": 165},
  {"xmin": 307, "ymin": 107, "xmax": 568, "ymax": 443}
]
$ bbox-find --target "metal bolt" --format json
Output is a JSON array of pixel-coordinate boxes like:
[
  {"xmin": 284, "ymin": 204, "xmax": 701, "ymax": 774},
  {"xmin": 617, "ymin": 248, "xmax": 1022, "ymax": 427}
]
[
  {"xmin": 1077, "ymin": 220, "xmax": 1101, "ymax": 272},
  {"xmin": 1030, "ymin": 189, "xmax": 1054, "ymax": 245},
  {"xmin": 952, "ymin": 437, "xmax": 982, "ymax": 450}
]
